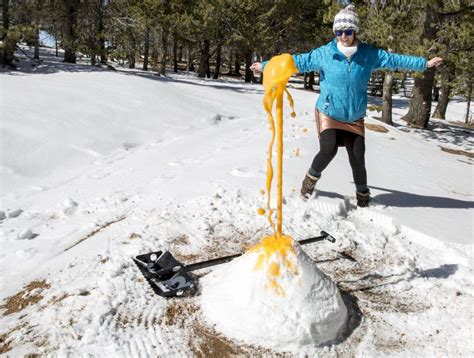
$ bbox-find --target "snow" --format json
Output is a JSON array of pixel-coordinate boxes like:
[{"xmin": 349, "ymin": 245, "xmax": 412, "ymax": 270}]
[
  {"xmin": 0, "ymin": 46, "xmax": 473, "ymax": 356},
  {"xmin": 200, "ymin": 237, "xmax": 348, "ymax": 349}
]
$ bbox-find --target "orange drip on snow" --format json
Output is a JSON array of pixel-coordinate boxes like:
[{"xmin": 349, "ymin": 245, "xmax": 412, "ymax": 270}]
[{"xmin": 249, "ymin": 235, "xmax": 298, "ymax": 295}]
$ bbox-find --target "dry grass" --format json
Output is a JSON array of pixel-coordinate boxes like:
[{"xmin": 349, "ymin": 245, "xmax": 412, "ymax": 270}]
[
  {"xmin": 48, "ymin": 293, "xmax": 69, "ymax": 306},
  {"xmin": 365, "ymin": 123, "xmax": 389, "ymax": 133},
  {"xmin": 439, "ymin": 146, "xmax": 474, "ymax": 158},
  {"xmin": 0, "ymin": 331, "xmax": 12, "ymax": 354},
  {"xmin": 0, "ymin": 323, "xmax": 28, "ymax": 354},
  {"xmin": 128, "ymin": 233, "xmax": 142, "ymax": 240},
  {"xmin": 189, "ymin": 321, "xmax": 286, "ymax": 358},
  {"xmin": 158, "ymin": 298, "xmax": 289, "ymax": 357},
  {"xmin": 1, "ymin": 280, "xmax": 51, "ymax": 316},
  {"xmin": 161, "ymin": 301, "xmax": 199, "ymax": 328},
  {"xmin": 190, "ymin": 323, "xmax": 247, "ymax": 358}
]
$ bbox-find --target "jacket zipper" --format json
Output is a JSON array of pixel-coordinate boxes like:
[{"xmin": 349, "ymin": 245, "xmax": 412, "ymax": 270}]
[{"xmin": 347, "ymin": 59, "xmax": 352, "ymax": 120}]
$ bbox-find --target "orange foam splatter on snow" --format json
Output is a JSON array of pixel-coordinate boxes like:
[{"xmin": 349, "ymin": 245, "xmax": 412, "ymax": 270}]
[{"xmin": 249, "ymin": 235, "xmax": 299, "ymax": 295}]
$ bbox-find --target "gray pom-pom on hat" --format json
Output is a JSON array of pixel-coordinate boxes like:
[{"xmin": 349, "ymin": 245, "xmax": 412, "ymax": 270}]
[{"xmin": 333, "ymin": 4, "xmax": 360, "ymax": 33}]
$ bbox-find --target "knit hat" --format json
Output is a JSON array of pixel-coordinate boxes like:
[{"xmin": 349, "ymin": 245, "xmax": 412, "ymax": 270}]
[{"xmin": 333, "ymin": 4, "xmax": 360, "ymax": 33}]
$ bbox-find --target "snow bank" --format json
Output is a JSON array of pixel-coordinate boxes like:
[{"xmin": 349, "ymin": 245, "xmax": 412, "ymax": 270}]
[{"xmin": 200, "ymin": 235, "xmax": 347, "ymax": 350}]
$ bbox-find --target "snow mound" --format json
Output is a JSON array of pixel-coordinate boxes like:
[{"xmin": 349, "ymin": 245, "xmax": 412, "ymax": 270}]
[{"xmin": 200, "ymin": 235, "xmax": 348, "ymax": 350}]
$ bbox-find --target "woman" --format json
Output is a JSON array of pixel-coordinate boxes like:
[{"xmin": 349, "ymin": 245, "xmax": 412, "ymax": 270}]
[{"xmin": 250, "ymin": 4, "xmax": 442, "ymax": 207}]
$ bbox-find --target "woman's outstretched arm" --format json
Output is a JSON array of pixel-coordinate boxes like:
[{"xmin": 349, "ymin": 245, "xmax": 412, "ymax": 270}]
[
  {"xmin": 251, "ymin": 46, "xmax": 326, "ymax": 74},
  {"xmin": 375, "ymin": 48, "xmax": 442, "ymax": 72}
]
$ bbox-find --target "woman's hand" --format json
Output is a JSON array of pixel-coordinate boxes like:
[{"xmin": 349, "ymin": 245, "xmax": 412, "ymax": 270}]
[
  {"xmin": 250, "ymin": 62, "xmax": 262, "ymax": 73},
  {"xmin": 427, "ymin": 57, "xmax": 443, "ymax": 68}
]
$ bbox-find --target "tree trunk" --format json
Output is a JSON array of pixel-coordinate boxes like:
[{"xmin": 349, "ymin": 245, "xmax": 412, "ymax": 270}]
[
  {"xmin": 98, "ymin": 1, "xmax": 107, "ymax": 64},
  {"xmin": 226, "ymin": 50, "xmax": 233, "ymax": 75},
  {"xmin": 401, "ymin": 72, "xmax": 407, "ymax": 97},
  {"xmin": 1, "ymin": 0, "xmax": 15, "ymax": 67},
  {"xmin": 172, "ymin": 31, "xmax": 178, "ymax": 73},
  {"xmin": 402, "ymin": 7, "xmax": 438, "ymax": 128},
  {"xmin": 432, "ymin": 69, "xmax": 453, "ymax": 119},
  {"xmin": 34, "ymin": 28, "xmax": 40, "ymax": 61},
  {"xmin": 53, "ymin": 20, "xmax": 59, "ymax": 57},
  {"xmin": 63, "ymin": 2, "xmax": 78, "ymax": 63},
  {"xmin": 205, "ymin": 48, "xmax": 211, "ymax": 78},
  {"xmin": 465, "ymin": 80, "xmax": 472, "ymax": 124},
  {"xmin": 178, "ymin": 45, "xmax": 183, "ymax": 62},
  {"xmin": 402, "ymin": 69, "xmax": 435, "ymax": 128},
  {"xmin": 381, "ymin": 51, "xmax": 395, "ymax": 125},
  {"xmin": 432, "ymin": 81, "xmax": 440, "ymax": 102},
  {"xmin": 304, "ymin": 72, "xmax": 315, "ymax": 90},
  {"xmin": 432, "ymin": 84, "xmax": 450, "ymax": 119},
  {"xmin": 212, "ymin": 42, "xmax": 222, "ymax": 79},
  {"xmin": 234, "ymin": 55, "xmax": 241, "ymax": 76},
  {"xmin": 186, "ymin": 46, "xmax": 193, "ymax": 71},
  {"xmin": 128, "ymin": 32, "xmax": 135, "ymax": 69},
  {"xmin": 197, "ymin": 39, "xmax": 209, "ymax": 78},
  {"xmin": 143, "ymin": 28, "xmax": 150, "ymax": 71},
  {"xmin": 91, "ymin": 53, "xmax": 96, "ymax": 66},
  {"xmin": 244, "ymin": 51, "xmax": 254, "ymax": 83},
  {"xmin": 158, "ymin": 29, "xmax": 168, "ymax": 75}
]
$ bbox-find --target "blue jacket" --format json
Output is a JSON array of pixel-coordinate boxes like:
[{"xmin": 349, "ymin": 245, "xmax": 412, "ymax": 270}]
[{"xmin": 263, "ymin": 39, "xmax": 427, "ymax": 122}]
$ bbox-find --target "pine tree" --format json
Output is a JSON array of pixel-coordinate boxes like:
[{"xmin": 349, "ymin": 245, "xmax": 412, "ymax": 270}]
[
  {"xmin": 361, "ymin": 1, "xmax": 416, "ymax": 125},
  {"xmin": 433, "ymin": 3, "xmax": 473, "ymax": 121},
  {"xmin": 1, "ymin": 0, "xmax": 16, "ymax": 68},
  {"xmin": 401, "ymin": 1, "xmax": 469, "ymax": 128}
]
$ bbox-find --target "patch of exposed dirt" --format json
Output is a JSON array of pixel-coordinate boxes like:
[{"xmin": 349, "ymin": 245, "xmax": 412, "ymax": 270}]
[
  {"xmin": 190, "ymin": 323, "xmax": 247, "ymax": 358},
  {"xmin": 189, "ymin": 321, "xmax": 288, "ymax": 358},
  {"xmin": 171, "ymin": 227, "xmax": 261, "ymax": 265},
  {"xmin": 357, "ymin": 289, "xmax": 430, "ymax": 314},
  {"xmin": 317, "ymin": 251, "xmax": 429, "ymax": 315},
  {"xmin": 0, "ymin": 331, "xmax": 12, "ymax": 354},
  {"xmin": 160, "ymin": 300, "xmax": 200, "ymax": 328},
  {"xmin": 115, "ymin": 312, "xmax": 131, "ymax": 329},
  {"xmin": 47, "ymin": 293, "xmax": 69, "ymax": 306},
  {"xmin": 0, "ymin": 323, "xmax": 29, "ymax": 354},
  {"xmin": 159, "ymin": 298, "xmax": 288, "ymax": 357},
  {"xmin": 439, "ymin": 146, "xmax": 474, "ymax": 158},
  {"xmin": 128, "ymin": 233, "xmax": 142, "ymax": 240},
  {"xmin": 373, "ymin": 332, "xmax": 407, "ymax": 352},
  {"xmin": 1, "ymin": 280, "xmax": 51, "ymax": 316},
  {"xmin": 365, "ymin": 123, "xmax": 389, "ymax": 133},
  {"xmin": 173, "ymin": 234, "xmax": 190, "ymax": 246}
]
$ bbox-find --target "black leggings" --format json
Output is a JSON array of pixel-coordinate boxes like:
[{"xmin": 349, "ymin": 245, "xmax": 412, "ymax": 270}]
[{"xmin": 311, "ymin": 129, "xmax": 367, "ymax": 186}]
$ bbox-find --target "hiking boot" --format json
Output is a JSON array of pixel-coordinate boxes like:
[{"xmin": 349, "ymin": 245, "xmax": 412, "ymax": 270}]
[
  {"xmin": 301, "ymin": 172, "xmax": 320, "ymax": 201},
  {"xmin": 356, "ymin": 190, "xmax": 371, "ymax": 207}
]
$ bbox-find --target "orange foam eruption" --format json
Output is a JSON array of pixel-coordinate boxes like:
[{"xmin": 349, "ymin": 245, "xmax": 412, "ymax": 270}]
[
  {"xmin": 261, "ymin": 54, "xmax": 298, "ymax": 238},
  {"xmin": 250, "ymin": 54, "xmax": 299, "ymax": 294}
]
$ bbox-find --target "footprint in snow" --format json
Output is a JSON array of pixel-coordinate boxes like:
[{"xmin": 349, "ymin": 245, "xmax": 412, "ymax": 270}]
[
  {"xmin": 16, "ymin": 228, "xmax": 38, "ymax": 240},
  {"xmin": 8, "ymin": 209, "xmax": 23, "ymax": 218},
  {"xmin": 230, "ymin": 168, "xmax": 255, "ymax": 178},
  {"xmin": 155, "ymin": 173, "xmax": 176, "ymax": 181},
  {"xmin": 16, "ymin": 247, "xmax": 37, "ymax": 257},
  {"xmin": 61, "ymin": 198, "xmax": 79, "ymax": 216}
]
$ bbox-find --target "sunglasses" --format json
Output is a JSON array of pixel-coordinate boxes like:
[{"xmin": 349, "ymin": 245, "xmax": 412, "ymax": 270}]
[{"xmin": 335, "ymin": 29, "xmax": 354, "ymax": 37}]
